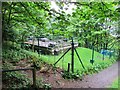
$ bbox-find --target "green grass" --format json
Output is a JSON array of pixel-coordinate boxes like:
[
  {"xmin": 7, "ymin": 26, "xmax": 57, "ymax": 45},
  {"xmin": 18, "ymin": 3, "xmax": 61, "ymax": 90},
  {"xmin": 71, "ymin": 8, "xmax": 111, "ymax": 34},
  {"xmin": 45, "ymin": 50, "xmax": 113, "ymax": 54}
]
[
  {"xmin": 40, "ymin": 47, "xmax": 116, "ymax": 73},
  {"xmin": 19, "ymin": 47, "xmax": 116, "ymax": 74},
  {"xmin": 111, "ymin": 77, "xmax": 120, "ymax": 88}
]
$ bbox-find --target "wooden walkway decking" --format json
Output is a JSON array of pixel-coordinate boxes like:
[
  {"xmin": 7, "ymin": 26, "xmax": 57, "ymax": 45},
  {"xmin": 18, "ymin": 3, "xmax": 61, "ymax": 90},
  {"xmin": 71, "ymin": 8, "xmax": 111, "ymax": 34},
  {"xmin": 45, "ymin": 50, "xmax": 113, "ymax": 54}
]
[{"xmin": 24, "ymin": 41, "xmax": 78, "ymax": 54}]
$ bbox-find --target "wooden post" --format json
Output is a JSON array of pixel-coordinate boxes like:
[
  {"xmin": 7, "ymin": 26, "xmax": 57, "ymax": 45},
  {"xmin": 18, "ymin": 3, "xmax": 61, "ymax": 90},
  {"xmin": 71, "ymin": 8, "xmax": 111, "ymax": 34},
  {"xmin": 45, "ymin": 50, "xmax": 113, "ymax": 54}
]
[
  {"xmin": 91, "ymin": 45, "xmax": 94, "ymax": 65},
  {"xmin": 71, "ymin": 38, "xmax": 74, "ymax": 73},
  {"xmin": 1, "ymin": 67, "xmax": 36, "ymax": 88},
  {"xmin": 2, "ymin": 68, "xmax": 34, "ymax": 72},
  {"xmin": 103, "ymin": 43, "xmax": 105, "ymax": 60},
  {"xmin": 37, "ymin": 38, "xmax": 40, "ymax": 55},
  {"xmin": 67, "ymin": 63, "xmax": 70, "ymax": 73},
  {"xmin": 92, "ymin": 46, "xmax": 94, "ymax": 60},
  {"xmin": 32, "ymin": 38, "xmax": 35, "ymax": 52},
  {"xmin": 32, "ymin": 62, "xmax": 36, "ymax": 88}
]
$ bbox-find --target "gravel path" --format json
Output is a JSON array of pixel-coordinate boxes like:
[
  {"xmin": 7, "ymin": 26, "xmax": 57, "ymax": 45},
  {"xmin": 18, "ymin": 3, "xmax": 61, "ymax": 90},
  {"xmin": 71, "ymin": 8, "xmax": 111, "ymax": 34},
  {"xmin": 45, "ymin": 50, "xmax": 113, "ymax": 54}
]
[{"xmin": 40, "ymin": 61, "xmax": 119, "ymax": 88}]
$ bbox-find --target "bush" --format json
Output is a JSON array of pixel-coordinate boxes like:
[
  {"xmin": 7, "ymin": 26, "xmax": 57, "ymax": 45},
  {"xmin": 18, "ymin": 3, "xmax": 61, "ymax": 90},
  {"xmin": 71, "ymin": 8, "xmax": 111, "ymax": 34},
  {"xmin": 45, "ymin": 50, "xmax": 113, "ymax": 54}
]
[
  {"xmin": 3, "ymin": 72, "xmax": 31, "ymax": 88},
  {"xmin": 2, "ymin": 41, "xmax": 41, "ymax": 63},
  {"xmin": 2, "ymin": 49, "xmax": 28, "ymax": 63},
  {"xmin": 2, "ymin": 62, "xmax": 32, "ymax": 89},
  {"xmin": 81, "ymin": 61, "xmax": 113, "ymax": 75},
  {"xmin": 62, "ymin": 70, "xmax": 83, "ymax": 80}
]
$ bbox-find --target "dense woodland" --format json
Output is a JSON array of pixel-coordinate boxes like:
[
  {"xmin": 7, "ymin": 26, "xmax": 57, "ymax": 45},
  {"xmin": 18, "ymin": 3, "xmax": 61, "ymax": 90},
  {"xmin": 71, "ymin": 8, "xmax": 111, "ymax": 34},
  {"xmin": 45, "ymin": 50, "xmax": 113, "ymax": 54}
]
[
  {"xmin": 2, "ymin": 1, "xmax": 120, "ymax": 89},
  {"xmin": 2, "ymin": 2, "xmax": 120, "ymax": 50}
]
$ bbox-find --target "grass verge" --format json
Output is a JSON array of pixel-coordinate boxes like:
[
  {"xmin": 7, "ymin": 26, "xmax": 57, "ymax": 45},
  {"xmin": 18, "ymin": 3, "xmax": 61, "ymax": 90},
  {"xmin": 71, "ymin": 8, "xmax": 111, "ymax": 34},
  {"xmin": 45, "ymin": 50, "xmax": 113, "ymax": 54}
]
[
  {"xmin": 111, "ymin": 77, "xmax": 120, "ymax": 88},
  {"xmin": 40, "ymin": 47, "xmax": 116, "ymax": 74}
]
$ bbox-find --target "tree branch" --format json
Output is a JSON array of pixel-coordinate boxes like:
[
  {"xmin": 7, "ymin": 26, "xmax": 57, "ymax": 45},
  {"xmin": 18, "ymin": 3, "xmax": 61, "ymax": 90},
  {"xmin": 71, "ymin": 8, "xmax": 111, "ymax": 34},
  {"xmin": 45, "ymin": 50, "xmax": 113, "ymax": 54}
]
[
  {"xmin": 7, "ymin": 3, "xmax": 16, "ymax": 25},
  {"xmin": 20, "ymin": 2, "xmax": 42, "ymax": 26}
]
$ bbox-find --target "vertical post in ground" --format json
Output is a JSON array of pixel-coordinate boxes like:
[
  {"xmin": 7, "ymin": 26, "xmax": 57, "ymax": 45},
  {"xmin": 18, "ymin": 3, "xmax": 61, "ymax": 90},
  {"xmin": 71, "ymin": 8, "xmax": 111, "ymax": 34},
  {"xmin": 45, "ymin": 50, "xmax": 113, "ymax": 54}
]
[
  {"xmin": 103, "ymin": 43, "xmax": 105, "ymax": 60},
  {"xmin": 67, "ymin": 63, "xmax": 70, "ymax": 73},
  {"xmin": 92, "ymin": 46, "xmax": 94, "ymax": 60},
  {"xmin": 71, "ymin": 38, "xmax": 74, "ymax": 73},
  {"xmin": 37, "ymin": 38, "xmax": 40, "ymax": 55},
  {"xmin": 90, "ymin": 45, "xmax": 95, "ymax": 65},
  {"xmin": 32, "ymin": 62, "xmax": 36, "ymax": 88}
]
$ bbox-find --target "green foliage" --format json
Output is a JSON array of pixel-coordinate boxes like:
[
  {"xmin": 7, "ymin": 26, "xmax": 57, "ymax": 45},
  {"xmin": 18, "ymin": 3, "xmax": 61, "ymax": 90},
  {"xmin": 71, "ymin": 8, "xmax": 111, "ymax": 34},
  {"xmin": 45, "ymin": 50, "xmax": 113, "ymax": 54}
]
[
  {"xmin": 2, "ymin": 2, "xmax": 119, "ymax": 52},
  {"xmin": 111, "ymin": 77, "xmax": 120, "ymax": 88},
  {"xmin": 40, "ymin": 47, "xmax": 116, "ymax": 76},
  {"xmin": 30, "ymin": 55, "xmax": 42, "ymax": 70},
  {"xmin": 2, "ymin": 2, "xmax": 119, "ymax": 87},
  {"xmin": 2, "ymin": 2, "xmax": 50, "ymax": 42},
  {"xmin": 81, "ymin": 62, "xmax": 112, "ymax": 75},
  {"xmin": 2, "ymin": 49, "xmax": 27, "ymax": 63},
  {"xmin": 2, "ymin": 52, "xmax": 50, "ymax": 89},
  {"xmin": 62, "ymin": 70, "xmax": 83, "ymax": 80},
  {"xmin": 2, "ymin": 62, "xmax": 31, "ymax": 89},
  {"xmin": 2, "ymin": 41, "xmax": 43, "ymax": 65},
  {"xmin": 43, "ymin": 84, "xmax": 52, "ymax": 90},
  {"xmin": 20, "ymin": 49, "xmax": 48, "ymax": 70},
  {"xmin": 2, "ymin": 61, "xmax": 14, "ymax": 70},
  {"xmin": 3, "ymin": 72, "xmax": 31, "ymax": 88},
  {"xmin": 34, "ymin": 78, "xmax": 51, "ymax": 89}
]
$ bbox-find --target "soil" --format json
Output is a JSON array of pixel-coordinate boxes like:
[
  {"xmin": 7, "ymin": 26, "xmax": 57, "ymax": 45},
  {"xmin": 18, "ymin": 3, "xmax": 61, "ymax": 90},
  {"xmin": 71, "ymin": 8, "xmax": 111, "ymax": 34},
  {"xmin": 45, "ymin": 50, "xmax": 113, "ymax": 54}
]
[
  {"xmin": 37, "ymin": 61, "xmax": 119, "ymax": 88},
  {"xmin": 5, "ymin": 59, "xmax": 119, "ymax": 88}
]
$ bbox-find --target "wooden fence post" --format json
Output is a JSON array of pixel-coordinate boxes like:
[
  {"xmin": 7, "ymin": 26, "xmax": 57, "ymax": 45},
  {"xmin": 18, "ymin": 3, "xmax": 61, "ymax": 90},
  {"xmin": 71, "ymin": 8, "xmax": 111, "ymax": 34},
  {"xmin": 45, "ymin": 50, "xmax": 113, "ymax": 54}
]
[
  {"xmin": 2, "ymin": 67, "xmax": 36, "ymax": 88},
  {"xmin": 32, "ymin": 62, "xmax": 36, "ymax": 88},
  {"xmin": 67, "ymin": 63, "xmax": 70, "ymax": 73}
]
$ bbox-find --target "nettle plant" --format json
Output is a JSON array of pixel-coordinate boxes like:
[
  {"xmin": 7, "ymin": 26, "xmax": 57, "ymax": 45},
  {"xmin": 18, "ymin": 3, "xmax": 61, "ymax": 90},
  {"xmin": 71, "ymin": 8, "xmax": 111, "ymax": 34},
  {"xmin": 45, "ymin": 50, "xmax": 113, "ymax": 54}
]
[{"xmin": 62, "ymin": 70, "xmax": 83, "ymax": 80}]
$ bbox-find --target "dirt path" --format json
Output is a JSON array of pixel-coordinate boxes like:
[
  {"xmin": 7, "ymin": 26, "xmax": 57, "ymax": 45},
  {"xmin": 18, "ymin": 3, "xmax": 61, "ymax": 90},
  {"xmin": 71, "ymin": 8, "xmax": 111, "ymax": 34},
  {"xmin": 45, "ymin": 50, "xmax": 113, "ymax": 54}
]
[
  {"xmin": 81, "ymin": 61, "xmax": 119, "ymax": 88},
  {"xmin": 38, "ymin": 61, "xmax": 119, "ymax": 88},
  {"xmin": 17, "ymin": 60, "xmax": 119, "ymax": 88}
]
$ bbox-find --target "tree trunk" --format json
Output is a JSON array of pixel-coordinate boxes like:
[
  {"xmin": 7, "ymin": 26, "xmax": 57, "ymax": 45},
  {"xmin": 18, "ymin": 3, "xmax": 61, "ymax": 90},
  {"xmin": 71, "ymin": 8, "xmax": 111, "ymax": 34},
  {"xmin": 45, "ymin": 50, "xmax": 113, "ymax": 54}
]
[{"xmin": 84, "ymin": 39, "xmax": 88, "ymax": 48}]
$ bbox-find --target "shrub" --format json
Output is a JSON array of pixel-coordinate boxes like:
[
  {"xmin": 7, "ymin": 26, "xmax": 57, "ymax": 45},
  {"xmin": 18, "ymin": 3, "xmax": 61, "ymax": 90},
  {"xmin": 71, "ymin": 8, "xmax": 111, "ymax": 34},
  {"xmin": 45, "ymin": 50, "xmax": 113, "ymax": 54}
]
[
  {"xmin": 2, "ymin": 49, "xmax": 28, "ymax": 63},
  {"xmin": 62, "ymin": 70, "xmax": 83, "ymax": 80},
  {"xmin": 2, "ymin": 62, "xmax": 31, "ymax": 89}
]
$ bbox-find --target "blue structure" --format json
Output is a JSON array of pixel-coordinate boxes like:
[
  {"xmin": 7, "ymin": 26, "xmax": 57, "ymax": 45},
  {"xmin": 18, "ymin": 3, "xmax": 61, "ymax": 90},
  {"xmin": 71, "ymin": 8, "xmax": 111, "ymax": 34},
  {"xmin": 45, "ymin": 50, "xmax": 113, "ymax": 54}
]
[{"xmin": 100, "ymin": 49, "xmax": 114, "ymax": 58}]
